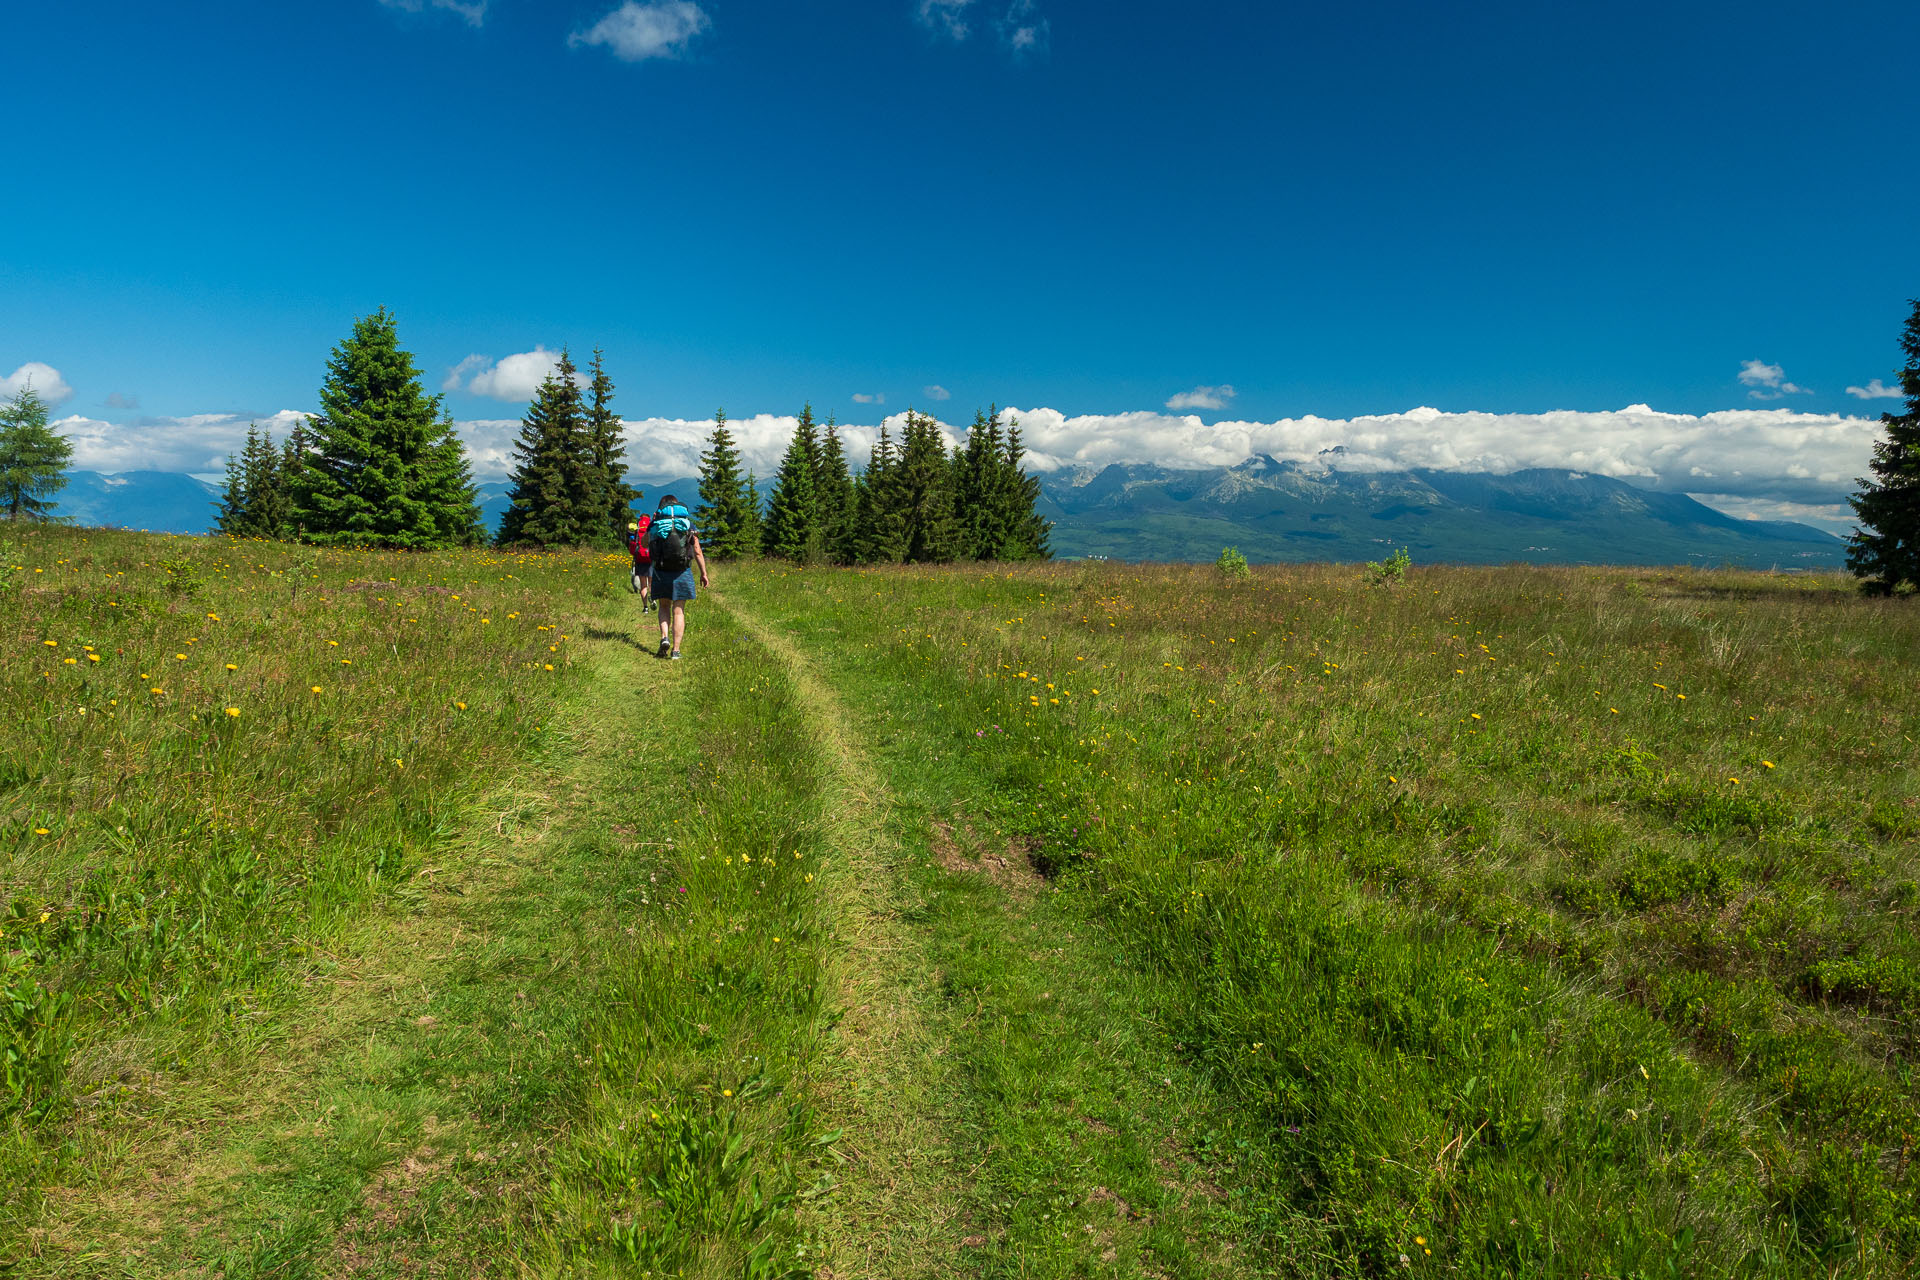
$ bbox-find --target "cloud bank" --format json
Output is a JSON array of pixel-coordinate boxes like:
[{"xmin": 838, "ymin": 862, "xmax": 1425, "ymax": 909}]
[
  {"xmin": 2, "ymin": 362, "xmax": 75, "ymax": 407},
  {"xmin": 571, "ymin": 0, "xmax": 711, "ymax": 61},
  {"xmin": 52, "ymin": 402, "xmax": 1883, "ymax": 536}
]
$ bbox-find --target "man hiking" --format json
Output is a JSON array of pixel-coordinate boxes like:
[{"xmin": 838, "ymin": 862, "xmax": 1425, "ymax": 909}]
[
  {"xmin": 647, "ymin": 495, "xmax": 710, "ymax": 660},
  {"xmin": 626, "ymin": 515, "xmax": 654, "ymax": 613}
]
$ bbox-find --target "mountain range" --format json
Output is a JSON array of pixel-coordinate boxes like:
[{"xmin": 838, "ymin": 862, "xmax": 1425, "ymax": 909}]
[{"xmin": 44, "ymin": 463, "xmax": 1846, "ymax": 568}]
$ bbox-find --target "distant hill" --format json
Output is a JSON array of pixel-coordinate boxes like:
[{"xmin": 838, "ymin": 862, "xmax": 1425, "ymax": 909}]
[
  {"xmin": 1035, "ymin": 457, "xmax": 1846, "ymax": 568},
  {"xmin": 49, "ymin": 471, "xmax": 222, "ymax": 535},
  {"xmin": 44, "ymin": 465, "xmax": 1843, "ymax": 568}
]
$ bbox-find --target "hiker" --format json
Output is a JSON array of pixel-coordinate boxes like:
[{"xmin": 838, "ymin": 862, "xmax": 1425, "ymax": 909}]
[
  {"xmin": 626, "ymin": 515, "xmax": 654, "ymax": 613},
  {"xmin": 647, "ymin": 494, "xmax": 710, "ymax": 660}
]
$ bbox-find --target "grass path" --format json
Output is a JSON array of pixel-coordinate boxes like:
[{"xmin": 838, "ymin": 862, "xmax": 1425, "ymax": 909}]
[
  {"xmin": 723, "ymin": 581, "xmax": 1273, "ymax": 1279},
  {"xmin": 16, "ymin": 610, "xmax": 679, "ymax": 1277},
  {"xmin": 721, "ymin": 598, "xmax": 969, "ymax": 1277}
]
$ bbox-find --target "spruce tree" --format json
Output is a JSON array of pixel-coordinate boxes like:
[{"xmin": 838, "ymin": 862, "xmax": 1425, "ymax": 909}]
[
  {"xmin": 1000, "ymin": 416, "xmax": 1053, "ymax": 561},
  {"xmin": 585, "ymin": 349, "xmax": 639, "ymax": 546},
  {"xmin": 0, "ymin": 384, "xmax": 72, "ymax": 522},
  {"xmin": 740, "ymin": 468, "xmax": 764, "ymax": 552},
  {"xmin": 815, "ymin": 416, "xmax": 856, "ymax": 562},
  {"xmin": 216, "ymin": 424, "xmax": 294, "ymax": 538},
  {"xmin": 896, "ymin": 410, "xmax": 961, "ymax": 563},
  {"xmin": 955, "ymin": 407, "xmax": 1011, "ymax": 558},
  {"xmin": 214, "ymin": 432, "xmax": 253, "ymax": 536},
  {"xmin": 694, "ymin": 409, "xmax": 757, "ymax": 559},
  {"xmin": 1849, "ymin": 298, "xmax": 1920, "ymax": 595},
  {"xmin": 288, "ymin": 308, "xmax": 480, "ymax": 547},
  {"xmin": 421, "ymin": 413, "xmax": 486, "ymax": 547},
  {"xmin": 498, "ymin": 353, "xmax": 594, "ymax": 547},
  {"xmin": 853, "ymin": 425, "xmax": 907, "ymax": 563},
  {"xmin": 761, "ymin": 404, "xmax": 822, "ymax": 561}
]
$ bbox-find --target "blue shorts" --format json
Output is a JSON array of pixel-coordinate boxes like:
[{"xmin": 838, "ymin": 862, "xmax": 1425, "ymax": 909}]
[{"xmin": 650, "ymin": 567, "xmax": 697, "ymax": 601}]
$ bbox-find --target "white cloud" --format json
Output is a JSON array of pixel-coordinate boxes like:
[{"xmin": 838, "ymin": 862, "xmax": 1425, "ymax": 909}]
[
  {"xmin": 445, "ymin": 347, "xmax": 586, "ymax": 402},
  {"xmin": 379, "ymin": 0, "xmax": 487, "ymax": 27},
  {"xmin": 852, "ymin": 392, "xmax": 886, "ymax": 405},
  {"xmin": 917, "ymin": 0, "xmax": 974, "ymax": 40},
  {"xmin": 1165, "ymin": 383, "xmax": 1236, "ymax": 411},
  {"xmin": 58, "ymin": 410, "xmax": 312, "ymax": 476},
  {"xmin": 571, "ymin": 1, "xmax": 711, "ymax": 61},
  {"xmin": 1, "ymin": 362, "xmax": 75, "ymax": 407},
  {"xmin": 987, "ymin": 402, "xmax": 1878, "ymax": 506},
  {"xmin": 1738, "ymin": 358, "xmax": 1810, "ymax": 400},
  {"xmin": 923, "ymin": 384, "xmax": 952, "ymax": 401},
  {"xmin": 996, "ymin": 0, "xmax": 1048, "ymax": 55},
  {"xmin": 1846, "ymin": 378, "xmax": 1903, "ymax": 400}
]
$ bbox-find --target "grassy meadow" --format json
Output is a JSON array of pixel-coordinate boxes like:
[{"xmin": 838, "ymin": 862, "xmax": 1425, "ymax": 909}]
[{"xmin": 2, "ymin": 525, "xmax": 1916, "ymax": 1277}]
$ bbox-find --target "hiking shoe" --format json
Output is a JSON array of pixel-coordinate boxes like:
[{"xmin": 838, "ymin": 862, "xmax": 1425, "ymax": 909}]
[
  {"xmin": 656, "ymin": 638, "xmax": 671, "ymax": 658},
  {"xmin": 669, "ymin": 650, "xmax": 682, "ymax": 661}
]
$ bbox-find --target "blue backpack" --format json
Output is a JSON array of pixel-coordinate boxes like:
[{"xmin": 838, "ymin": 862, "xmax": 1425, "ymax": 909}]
[{"xmin": 648, "ymin": 504, "xmax": 695, "ymax": 573}]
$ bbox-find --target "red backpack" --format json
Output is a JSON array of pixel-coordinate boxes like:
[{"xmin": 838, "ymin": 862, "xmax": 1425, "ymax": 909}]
[{"xmin": 628, "ymin": 515, "xmax": 653, "ymax": 565}]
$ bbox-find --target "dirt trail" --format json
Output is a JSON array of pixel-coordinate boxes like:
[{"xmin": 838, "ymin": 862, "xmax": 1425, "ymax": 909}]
[{"xmin": 722, "ymin": 597, "xmax": 969, "ymax": 1279}]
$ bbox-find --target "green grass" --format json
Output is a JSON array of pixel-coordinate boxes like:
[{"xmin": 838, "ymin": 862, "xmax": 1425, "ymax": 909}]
[
  {"xmin": 4, "ymin": 531, "xmax": 1916, "ymax": 1277},
  {"xmin": 726, "ymin": 559, "xmax": 1920, "ymax": 1276}
]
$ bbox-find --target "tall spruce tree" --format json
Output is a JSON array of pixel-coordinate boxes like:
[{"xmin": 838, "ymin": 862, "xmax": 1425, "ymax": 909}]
[
  {"xmin": 1850, "ymin": 298, "xmax": 1920, "ymax": 595},
  {"xmin": 896, "ymin": 410, "xmax": 960, "ymax": 563},
  {"xmin": 815, "ymin": 416, "xmax": 856, "ymax": 563},
  {"xmin": 497, "ymin": 352, "xmax": 595, "ymax": 547},
  {"xmin": 852, "ymin": 425, "xmax": 907, "ymax": 563},
  {"xmin": 584, "ymin": 349, "xmax": 640, "ymax": 547},
  {"xmin": 761, "ymin": 404, "xmax": 822, "ymax": 561},
  {"xmin": 0, "ymin": 384, "xmax": 72, "ymax": 522},
  {"xmin": 694, "ymin": 409, "xmax": 757, "ymax": 559},
  {"xmin": 288, "ymin": 308, "xmax": 481, "ymax": 547},
  {"xmin": 955, "ymin": 407, "xmax": 1013, "ymax": 558},
  {"xmin": 1000, "ymin": 416, "xmax": 1052, "ymax": 560}
]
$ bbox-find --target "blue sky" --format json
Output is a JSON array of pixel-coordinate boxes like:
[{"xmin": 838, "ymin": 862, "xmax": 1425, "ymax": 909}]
[{"xmin": 3, "ymin": 0, "xmax": 1914, "ymax": 528}]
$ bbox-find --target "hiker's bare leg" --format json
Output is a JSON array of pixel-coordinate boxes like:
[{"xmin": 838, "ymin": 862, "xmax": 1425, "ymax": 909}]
[
  {"xmin": 659, "ymin": 599, "xmax": 671, "ymax": 644},
  {"xmin": 671, "ymin": 601, "xmax": 688, "ymax": 652}
]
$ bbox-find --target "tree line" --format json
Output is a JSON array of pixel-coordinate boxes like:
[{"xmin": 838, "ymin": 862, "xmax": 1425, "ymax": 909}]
[
  {"xmin": 693, "ymin": 404, "xmax": 1050, "ymax": 564},
  {"xmin": 75, "ymin": 294, "xmax": 1920, "ymax": 593}
]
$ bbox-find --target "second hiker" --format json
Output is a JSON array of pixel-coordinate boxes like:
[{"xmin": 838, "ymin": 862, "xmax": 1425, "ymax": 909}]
[
  {"xmin": 647, "ymin": 494, "xmax": 710, "ymax": 661},
  {"xmin": 626, "ymin": 514, "xmax": 654, "ymax": 614}
]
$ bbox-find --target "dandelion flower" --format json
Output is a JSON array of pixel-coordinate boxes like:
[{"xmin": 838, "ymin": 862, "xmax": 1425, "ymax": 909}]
[
  {"xmin": 34, "ymin": 827, "xmax": 49, "ymax": 835},
  {"xmin": 42, "ymin": 640, "xmax": 56, "ymax": 648},
  {"xmin": 87, "ymin": 654, "xmax": 100, "ymax": 663},
  {"xmin": 1762, "ymin": 760, "xmax": 1774, "ymax": 768},
  {"xmin": 310, "ymin": 685, "xmax": 323, "ymax": 694},
  {"xmin": 454, "ymin": 701, "xmax": 467, "ymax": 710},
  {"xmin": 543, "ymin": 663, "xmax": 554, "ymax": 671}
]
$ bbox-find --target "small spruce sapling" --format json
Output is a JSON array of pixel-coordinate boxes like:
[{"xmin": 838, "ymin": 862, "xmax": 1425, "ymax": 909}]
[{"xmin": 1364, "ymin": 546, "xmax": 1412, "ymax": 586}]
